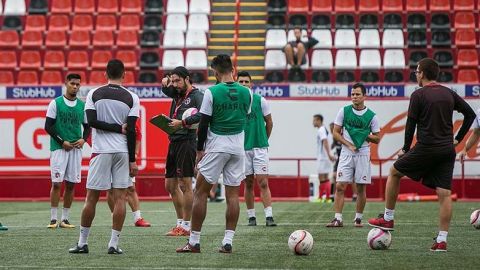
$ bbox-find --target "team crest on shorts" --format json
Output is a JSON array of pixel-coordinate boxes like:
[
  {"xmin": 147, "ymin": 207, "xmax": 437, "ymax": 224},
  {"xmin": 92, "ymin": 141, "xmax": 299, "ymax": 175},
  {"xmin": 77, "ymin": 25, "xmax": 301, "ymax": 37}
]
[
  {"xmin": 262, "ymin": 166, "xmax": 267, "ymax": 172},
  {"xmin": 362, "ymin": 176, "xmax": 367, "ymax": 181},
  {"xmin": 184, "ymin": 98, "xmax": 191, "ymax": 105},
  {"xmin": 338, "ymin": 171, "xmax": 343, "ymax": 177},
  {"xmin": 55, "ymin": 172, "xmax": 60, "ymax": 179}
]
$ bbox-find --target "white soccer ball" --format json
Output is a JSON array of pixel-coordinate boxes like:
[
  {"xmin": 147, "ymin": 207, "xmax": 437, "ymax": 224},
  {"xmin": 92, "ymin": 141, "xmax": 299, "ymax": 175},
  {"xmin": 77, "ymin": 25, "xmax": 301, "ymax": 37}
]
[
  {"xmin": 470, "ymin": 209, "xmax": 480, "ymax": 229},
  {"xmin": 182, "ymin": 108, "xmax": 199, "ymax": 129},
  {"xmin": 367, "ymin": 228, "xmax": 392, "ymax": 250},
  {"xmin": 288, "ymin": 230, "xmax": 314, "ymax": 255}
]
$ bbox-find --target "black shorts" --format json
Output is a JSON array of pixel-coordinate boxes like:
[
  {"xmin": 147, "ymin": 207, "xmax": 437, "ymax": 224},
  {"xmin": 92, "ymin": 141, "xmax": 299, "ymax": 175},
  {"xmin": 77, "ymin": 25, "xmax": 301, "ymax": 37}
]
[
  {"xmin": 393, "ymin": 144, "xmax": 456, "ymax": 190},
  {"xmin": 165, "ymin": 139, "xmax": 196, "ymax": 178}
]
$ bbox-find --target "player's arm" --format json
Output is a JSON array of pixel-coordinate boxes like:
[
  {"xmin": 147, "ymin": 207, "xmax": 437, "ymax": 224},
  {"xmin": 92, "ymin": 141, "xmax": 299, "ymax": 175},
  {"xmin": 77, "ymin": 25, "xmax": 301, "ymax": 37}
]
[
  {"xmin": 45, "ymin": 117, "xmax": 64, "ymax": 145},
  {"xmin": 197, "ymin": 113, "xmax": 211, "ymax": 152},
  {"xmin": 125, "ymin": 116, "xmax": 137, "ymax": 162},
  {"xmin": 82, "ymin": 123, "xmax": 91, "ymax": 141},
  {"xmin": 161, "ymin": 76, "xmax": 176, "ymax": 98},
  {"xmin": 322, "ymin": 137, "xmax": 335, "ymax": 161},
  {"xmin": 85, "ymin": 109, "xmax": 123, "ymax": 133},
  {"xmin": 452, "ymin": 91, "xmax": 476, "ymax": 144},
  {"xmin": 261, "ymin": 97, "xmax": 273, "ymax": 138},
  {"xmin": 366, "ymin": 115, "xmax": 381, "ymax": 144},
  {"xmin": 183, "ymin": 91, "xmax": 204, "ymax": 127},
  {"xmin": 367, "ymin": 132, "xmax": 380, "ymax": 144},
  {"xmin": 333, "ymin": 124, "xmax": 355, "ymax": 150},
  {"xmin": 402, "ymin": 93, "xmax": 421, "ymax": 152}
]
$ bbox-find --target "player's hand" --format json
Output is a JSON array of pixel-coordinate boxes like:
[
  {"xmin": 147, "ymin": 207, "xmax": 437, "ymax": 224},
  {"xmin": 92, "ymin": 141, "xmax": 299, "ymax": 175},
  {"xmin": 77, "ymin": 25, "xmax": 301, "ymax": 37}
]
[
  {"xmin": 196, "ymin": 151, "xmax": 205, "ymax": 165},
  {"xmin": 72, "ymin": 139, "xmax": 85, "ymax": 149},
  {"xmin": 168, "ymin": 119, "xmax": 183, "ymax": 128},
  {"xmin": 397, "ymin": 149, "xmax": 406, "ymax": 158},
  {"xmin": 328, "ymin": 154, "xmax": 336, "ymax": 162},
  {"xmin": 459, "ymin": 149, "xmax": 467, "ymax": 163},
  {"xmin": 121, "ymin": 123, "xmax": 127, "ymax": 135},
  {"xmin": 347, "ymin": 144, "xmax": 357, "ymax": 153},
  {"xmin": 129, "ymin": 162, "xmax": 138, "ymax": 177},
  {"xmin": 162, "ymin": 76, "xmax": 172, "ymax": 87},
  {"xmin": 62, "ymin": 141, "xmax": 74, "ymax": 151},
  {"xmin": 453, "ymin": 139, "xmax": 459, "ymax": 146}
]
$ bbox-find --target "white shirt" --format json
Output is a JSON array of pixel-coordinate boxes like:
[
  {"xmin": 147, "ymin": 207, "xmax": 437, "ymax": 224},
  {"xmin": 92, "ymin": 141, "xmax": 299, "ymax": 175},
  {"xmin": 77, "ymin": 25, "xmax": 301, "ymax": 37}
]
[
  {"xmin": 473, "ymin": 108, "xmax": 480, "ymax": 129},
  {"xmin": 316, "ymin": 126, "xmax": 330, "ymax": 160},
  {"xmin": 46, "ymin": 96, "xmax": 87, "ymax": 124},
  {"xmin": 334, "ymin": 106, "xmax": 380, "ymax": 155},
  {"xmin": 260, "ymin": 96, "xmax": 271, "ymax": 116}
]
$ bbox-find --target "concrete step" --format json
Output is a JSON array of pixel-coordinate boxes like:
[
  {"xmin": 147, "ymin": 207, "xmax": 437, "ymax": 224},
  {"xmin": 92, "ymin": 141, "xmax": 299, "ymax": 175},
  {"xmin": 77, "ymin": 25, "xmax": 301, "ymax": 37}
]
[
  {"xmin": 237, "ymin": 49, "xmax": 264, "ymax": 56},
  {"xmin": 211, "ymin": 5, "xmax": 237, "ymax": 12}
]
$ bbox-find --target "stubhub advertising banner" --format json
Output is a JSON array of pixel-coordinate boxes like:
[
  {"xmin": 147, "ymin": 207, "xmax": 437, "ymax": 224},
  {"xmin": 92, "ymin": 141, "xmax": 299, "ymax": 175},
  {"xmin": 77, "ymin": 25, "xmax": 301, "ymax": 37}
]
[
  {"xmin": 290, "ymin": 84, "xmax": 348, "ymax": 97},
  {"xmin": 348, "ymin": 84, "xmax": 405, "ymax": 97},
  {"xmin": 465, "ymin": 84, "xmax": 480, "ymax": 97},
  {"xmin": 5, "ymin": 86, "xmax": 62, "ymax": 99},
  {"xmin": 252, "ymin": 85, "xmax": 290, "ymax": 97}
]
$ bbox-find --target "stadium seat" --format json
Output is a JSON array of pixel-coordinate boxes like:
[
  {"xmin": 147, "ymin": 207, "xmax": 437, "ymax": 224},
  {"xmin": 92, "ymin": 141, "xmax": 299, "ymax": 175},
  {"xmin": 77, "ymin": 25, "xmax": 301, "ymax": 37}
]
[
  {"xmin": 0, "ymin": 30, "xmax": 19, "ymax": 48},
  {"xmin": 312, "ymin": 70, "xmax": 331, "ymax": 82},
  {"xmin": 359, "ymin": 0, "xmax": 379, "ymax": 11},
  {"xmin": 45, "ymin": 31, "xmax": 67, "ymax": 48},
  {"xmin": 145, "ymin": 0, "xmax": 163, "ymax": 14},
  {"xmin": 265, "ymin": 29, "xmax": 287, "ymax": 49},
  {"xmin": 265, "ymin": 71, "xmax": 285, "ymax": 83},
  {"xmin": 359, "ymin": 50, "xmax": 381, "ymax": 69},
  {"xmin": 433, "ymin": 50, "xmax": 454, "ymax": 67},
  {"xmin": 335, "ymin": 0, "xmax": 355, "ymax": 12},
  {"xmin": 457, "ymin": 49, "xmax": 478, "ymax": 67},
  {"xmin": 89, "ymin": 71, "xmax": 107, "ymax": 85},
  {"xmin": 98, "ymin": 0, "xmax": 119, "ymax": 13},
  {"xmin": 29, "ymin": 0, "xmax": 48, "ymax": 14},
  {"xmin": 408, "ymin": 50, "xmax": 428, "ymax": 67},
  {"xmin": 0, "ymin": 51, "xmax": 17, "ymax": 69},
  {"xmin": 51, "ymin": 0, "xmax": 72, "ymax": 13},
  {"xmin": 431, "ymin": 13, "xmax": 450, "ymax": 29},
  {"xmin": 384, "ymin": 49, "xmax": 405, "ymax": 69},
  {"xmin": 312, "ymin": 29, "xmax": 332, "ymax": 48},
  {"xmin": 454, "ymin": 0, "xmax": 475, "ymax": 10},
  {"xmin": 120, "ymin": 15, "xmax": 141, "ymax": 31},
  {"xmin": 43, "ymin": 51, "xmax": 65, "ymax": 69},
  {"xmin": 336, "ymin": 14, "xmax": 355, "ymax": 29},
  {"xmin": 96, "ymin": 15, "xmax": 117, "ymax": 31},
  {"xmin": 166, "ymin": 14, "xmax": 187, "ymax": 31},
  {"xmin": 336, "ymin": 71, "xmax": 355, "ymax": 82},
  {"xmin": 93, "ymin": 31, "xmax": 114, "ymax": 47},
  {"xmin": 124, "ymin": 71, "xmax": 135, "ymax": 84},
  {"xmin": 143, "ymin": 15, "xmax": 163, "ymax": 31},
  {"xmin": 188, "ymin": 14, "xmax": 209, "ymax": 32},
  {"xmin": 265, "ymin": 50, "xmax": 287, "ymax": 70},
  {"xmin": 4, "ymin": 0, "xmax": 26, "ymax": 15},
  {"xmin": 185, "ymin": 30, "xmax": 207, "ymax": 48},
  {"xmin": 116, "ymin": 50, "xmax": 137, "ymax": 69},
  {"xmin": 287, "ymin": 29, "xmax": 308, "ymax": 42},
  {"xmin": 407, "ymin": 13, "xmax": 426, "ymax": 29},
  {"xmin": 268, "ymin": 0, "xmax": 287, "ymax": 12},
  {"xmin": 138, "ymin": 71, "xmax": 158, "ymax": 83},
  {"xmin": 21, "ymin": 31, "xmax": 43, "ymax": 48},
  {"xmin": 0, "ymin": 71, "xmax": 15, "ymax": 85},
  {"xmin": 67, "ymin": 51, "xmax": 89, "ymax": 69},
  {"xmin": 72, "ymin": 15, "xmax": 93, "ymax": 31},
  {"xmin": 358, "ymin": 29, "xmax": 380, "ymax": 48},
  {"xmin": 289, "ymin": 14, "xmax": 308, "ymax": 28},
  {"xmin": 117, "ymin": 30, "xmax": 139, "ymax": 47},
  {"xmin": 311, "ymin": 0, "xmax": 332, "ymax": 12},
  {"xmin": 3, "ymin": 16, "xmax": 23, "ymax": 30},
  {"xmin": 163, "ymin": 30, "xmax": 185, "ymax": 48},
  {"xmin": 140, "ymin": 51, "xmax": 160, "ymax": 68},
  {"xmin": 141, "ymin": 30, "xmax": 160, "ymax": 47},
  {"xmin": 121, "ymin": 0, "xmax": 142, "ymax": 13},
  {"xmin": 437, "ymin": 70, "xmax": 453, "ymax": 83},
  {"xmin": 17, "ymin": 71, "xmax": 39, "ymax": 85},
  {"xmin": 360, "ymin": 71, "xmax": 380, "ymax": 82},
  {"xmin": 267, "ymin": 14, "xmax": 286, "ymax": 29},
  {"xmin": 382, "ymin": 0, "xmax": 403, "ymax": 11},
  {"xmin": 457, "ymin": 69, "xmax": 478, "ymax": 83},
  {"xmin": 455, "ymin": 29, "xmax": 476, "ymax": 47},
  {"xmin": 185, "ymin": 50, "xmax": 207, "ymax": 70},
  {"xmin": 75, "ymin": 0, "xmax": 95, "ymax": 13},
  {"xmin": 406, "ymin": 0, "xmax": 426, "ymax": 11},
  {"xmin": 91, "ymin": 50, "xmax": 112, "ymax": 69},
  {"xmin": 288, "ymin": 69, "xmax": 306, "ymax": 82},
  {"xmin": 334, "ymin": 29, "xmax": 356, "ymax": 48},
  {"xmin": 20, "ymin": 51, "xmax": 41, "ymax": 69},
  {"xmin": 49, "ymin": 15, "xmax": 70, "ymax": 31},
  {"xmin": 167, "ymin": 0, "xmax": 188, "ymax": 14},
  {"xmin": 384, "ymin": 71, "xmax": 404, "ymax": 82},
  {"xmin": 407, "ymin": 30, "xmax": 427, "ymax": 47},
  {"xmin": 190, "ymin": 71, "xmax": 206, "ymax": 84},
  {"xmin": 25, "ymin": 15, "xmax": 46, "ymax": 31},
  {"xmin": 430, "ymin": 0, "xmax": 451, "ymax": 11},
  {"xmin": 431, "ymin": 30, "xmax": 451, "ymax": 47},
  {"xmin": 41, "ymin": 71, "xmax": 63, "ymax": 85},
  {"xmin": 311, "ymin": 50, "xmax": 333, "ymax": 69},
  {"xmin": 311, "ymin": 14, "xmax": 330, "ymax": 29},
  {"xmin": 163, "ymin": 50, "xmax": 184, "ymax": 70},
  {"xmin": 382, "ymin": 29, "xmax": 404, "ymax": 48},
  {"xmin": 359, "ymin": 14, "xmax": 379, "ymax": 29},
  {"xmin": 335, "ymin": 50, "xmax": 357, "ymax": 69},
  {"xmin": 189, "ymin": 0, "xmax": 210, "ymax": 14},
  {"xmin": 383, "ymin": 13, "xmax": 403, "ymax": 29},
  {"xmin": 69, "ymin": 30, "xmax": 91, "ymax": 48},
  {"xmin": 288, "ymin": 0, "xmax": 308, "ymax": 13},
  {"xmin": 455, "ymin": 12, "xmax": 475, "ymax": 29}
]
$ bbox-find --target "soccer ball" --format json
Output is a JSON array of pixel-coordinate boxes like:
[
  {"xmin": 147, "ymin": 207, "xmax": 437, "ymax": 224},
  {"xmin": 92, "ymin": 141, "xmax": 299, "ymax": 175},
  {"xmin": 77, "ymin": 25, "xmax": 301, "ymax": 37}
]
[
  {"xmin": 470, "ymin": 209, "xmax": 480, "ymax": 229},
  {"xmin": 288, "ymin": 230, "xmax": 314, "ymax": 255},
  {"xmin": 182, "ymin": 108, "xmax": 199, "ymax": 129},
  {"xmin": 367, "ymin": 228, "xmax": 392, "ymax": 250}
]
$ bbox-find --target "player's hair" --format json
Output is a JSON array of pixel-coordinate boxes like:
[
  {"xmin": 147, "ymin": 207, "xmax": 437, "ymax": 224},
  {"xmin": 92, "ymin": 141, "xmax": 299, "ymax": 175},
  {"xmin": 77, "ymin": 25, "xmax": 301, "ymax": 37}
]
[
  {"xmin": 106, "ymin": 59, "xmax": 125, "ymax": 80},
  {"xmin": 171, "ymin": 66, "xmax": 192, "ymax": 84},
  {"xmin": 211, "ymin": 54, "xmax": 233, "ymax": 74},
  {"xmin": 352, "ymin": 82, "xmax": 367, "ymax": 95},
  {"xmin": 313, "ymin": 114, "xmax": 323, "ymax": 122},
  {"xmin": 66, "ymin": 73, "xmax": 81, "ymax": 81},
  {"xmin": 237, "ymin": 71, "xmax": 251, "ymax": 81},
  {"xmin": 418, "ymin": 58, "xmax": 439, "ymax": 81}
]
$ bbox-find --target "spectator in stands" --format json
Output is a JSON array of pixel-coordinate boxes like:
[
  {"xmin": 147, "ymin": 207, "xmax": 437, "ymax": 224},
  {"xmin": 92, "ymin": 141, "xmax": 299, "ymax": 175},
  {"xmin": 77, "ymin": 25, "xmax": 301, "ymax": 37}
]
[{"xmin": 283, "ymin": 27, "xmax": 318, "ymax": 70}]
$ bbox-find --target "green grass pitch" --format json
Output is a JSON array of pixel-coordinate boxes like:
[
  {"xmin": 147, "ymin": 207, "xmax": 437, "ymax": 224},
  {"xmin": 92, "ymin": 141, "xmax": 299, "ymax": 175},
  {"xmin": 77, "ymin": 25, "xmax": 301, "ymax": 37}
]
[{"xmin": 0, "ymin": 201, "xmax": 478, "ymax": 269}]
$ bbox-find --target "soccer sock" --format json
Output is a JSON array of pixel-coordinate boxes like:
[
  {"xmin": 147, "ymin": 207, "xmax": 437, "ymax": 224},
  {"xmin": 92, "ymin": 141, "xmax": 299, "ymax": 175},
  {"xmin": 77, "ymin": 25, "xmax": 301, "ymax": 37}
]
[
  {"xmin": 78, "ymin": 226, "xmax": 90, "ymax": 247},
  {"xmin": 335, "ymin": 213, "xmax": 343, "ymax": 222},
  {"xmin": 384, "ymin": 208, "xmax": 395, "ymax": 221},
  {"xmin": 222, "ymin": 230, "xmax": 235, "ymax": 246},
  {"xmin": 355, "ymin": 212, "xmax": 363, "ymax": 220},
  {"xmin": 264, "ymin": 206, "xmax": 273, "ymax": 218},
  {"xmin": 61, "ymin": 208, "xmax": 70, "ymax": 221},
  {"xmin": 176, "ymin": 219, "xmax": 183, "ymax": 227},
  {"xmin": 247, "ymin": 209, "xmax": 256, "ymax": 218},
  {"xmin": 50, "ymin": 207, "xmax": 58, "ymax": 221},
  {"xmin": 108, "ymin": 229, "xmax": 121, "ymax": 248},
  {"xmin": 182, "ymin": 220, "xmax": 191, "ymax": 231},
  {"xmin": 320, "ymin": 181, "xmax": 330, "ymax": 199},
  {"xmin": 189, "ymin": 231, "xmax": 201, "ymax": 245},
  {"xmin": 437, "ymin": 231, "xmax": 448, "ymax": 243},
  {"xmin": 132, "ymin": 210, "xmax": 142, "ymax": 222}
]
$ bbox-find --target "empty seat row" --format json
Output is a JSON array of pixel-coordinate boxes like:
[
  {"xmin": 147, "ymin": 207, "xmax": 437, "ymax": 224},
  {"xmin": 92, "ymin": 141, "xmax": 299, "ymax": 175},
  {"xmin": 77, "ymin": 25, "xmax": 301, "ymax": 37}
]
[{"xmin": 0, "ymin": 70, "xmax": 137, "ymax": 85}]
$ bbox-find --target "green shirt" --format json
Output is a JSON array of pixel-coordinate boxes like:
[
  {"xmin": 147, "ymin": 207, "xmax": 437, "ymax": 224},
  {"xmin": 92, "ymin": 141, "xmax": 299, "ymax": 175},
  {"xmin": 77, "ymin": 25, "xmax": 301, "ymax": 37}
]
[
  {"xmin": 343, "ymin": 105, "xmax": 375, "ymax": 149},
  {"xmin": 50, "ymin": 97, "xmax": 85, "ymax": 151},
  {"xmin": 244, "ymin": 94, "xmax": 269, "ymax": 150}
]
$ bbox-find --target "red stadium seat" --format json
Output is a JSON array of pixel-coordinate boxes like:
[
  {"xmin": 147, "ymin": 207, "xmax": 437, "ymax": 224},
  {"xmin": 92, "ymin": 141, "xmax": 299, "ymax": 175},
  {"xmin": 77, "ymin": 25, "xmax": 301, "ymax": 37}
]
[
  {"xmin": 67, "ymin": 51, "xmax": 89, "ymax": 69},
  {"xmin": 20, "ymin": 51, "xmax": 42, "ymax": 69},
  {"xmin": 91, "ymin": 50, "xmax": 112, "ymax": 69},
  {"xmin": 72, "ymin": 15, "xmax": 93, "ymax": 31},
  {"xmin": 96, "ymin": 15, "xmax": 118, "ymax": 31},
  {"xmin": 457, "ymin": 49, "xmax": 479, "ymax": 67},
  {"xmin": 98, "ymin": 0, "xmax": 119, "ymax": 13},
  {"xmin": 0, "ymin": 71, "xmax": 15, "ymax": 85},
  {"xmin": 406, "ymin": 0, "xmax": 426, "ymax": 11},
  {"xmin": 0, "ymin": 31, "xmax": 19, "ymax": 48},
  {"xmin": 359, "ymin": 0, "xmax": 379, "ymax": 12},
  {"xmin": 288, "ymin": 0, "xmax": 308, "ymax": 13},
  {"xmin": 51, "ymin": 0, "xmax": 72, "ymax": 13},
  {"xmin": 49, "ymin": 15, "xmax": 70, "ymax": 31},
  {"xmin": 116, "ymin": 50, "xmax": 137, "ymax": 69},
  {"xmin": 430, "ymin": 0, "xmax": 451, "ymax": 11},
  {"xmin": 17, "ymin": 71, "xmax": 39, "ymax": 85},
  {"xmin": 382, "ymin": 0, "xmax": 403, "ymax": 11},
  {"xmin": 457, "ymin": 69, "xmax": 479, "ymax": 83},
  {"xmin": 41, "ymin": 70, "xmax": 63, "ymax": 84},
  {"xmin": 75, "ymin": 0, "xmax": 95, "ymax": 13},
  {"xmin": 25, "ymin": 15, "xmax": 46, "ymax": 31},
  {"xmin": 454, "ymin": 0, "xmax": 475, "ymax": 10},
  {"xmin": 454, "ymin": 12, "xmax": 475, "ymax": 29},
  {"xmin": 455, "ymin": 29, "xmax": 476, "ymax": 47},
  {"xmin": 0, "ymin": 51, "xmax": 17, "ymax": 69},
  {"xmin": 311, "ymin": 0, "xmax": 332, "ymax": 12},
  {"xmin": 93, "ymin": 31, "xmax": 114, "ymax": 47},
  {"xmin": 21, "ymin": 31, "xmax": 43, "ymax": 48},
  {"xmin": 335, "ymin": 0, "xmax": 356, "ymax": 12},
  {"xmin": 119, "ymin": 15, "xmax": 140, "ymax": 31},
  {"xmin": 121, "ymin": 0, "xmax": 142, "ymax": 13},
  {"xmin": 124, "ymin": 71, "xmax": 135, "ymax": 84},
  {"xmin": 69, "ymin": 30, "xmax": 91, "ymax": 48},
  {"xmin": 89, "ymin": 71, "xmax": 107, "ymax": 85},
  {"xmin": 116, "ymin": 30, "xmax": 138, "ymax": 47},
  {"xmin": 43, "ymin": 51, "xmax": 65, "ymax": 69}
]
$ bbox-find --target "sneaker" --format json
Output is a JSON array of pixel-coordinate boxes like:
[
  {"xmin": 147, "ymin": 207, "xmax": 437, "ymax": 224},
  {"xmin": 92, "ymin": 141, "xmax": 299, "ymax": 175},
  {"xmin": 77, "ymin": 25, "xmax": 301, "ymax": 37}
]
[
  {"xmin": 219, "ymin": 243, "xmax": 232, "ymax": 253},
  {"xmin": 354, "ymin": 218, "xmax": 363, "ymax": 228},
  {"xmin": 176, "ymin": 242, "xmax": 200, "ymax": 253},
  {"xmin": 248, "ymin": 217, "xmax": 257, "ymax": 226},
  {"xmin": 68, "ymin": 244, "xmax": 89, "ymax": 254},
  {"xmin": 0, "ymin": 223, "xmax": 7, "ymax": 231},
  {"xmin": 368, "ymin": 214, "xmax": 394, "ymax": 231},
  {"xmin": 165, "ymin": 226, "xmax": 182, "ymax": 236},
  {"xmin": 177, "ymin": 227, "xmax": 191, "ymax": 236},
  {"xmin": 326, "ymin": 218, "xmax": 343, "ymax": 227},
  {"xmin": 266, "ymin": 217, "xmax": 277, "ymax": 227},
  {"xmin": 430, "ymin": 238, "xmax": 447, "ymax": 252},
  {"xmin": 107, "ymin": 246, "xmax": 123, "ymax": 254},
  {"xmin": 60, "ymin": 220, "xmax": 75, "ymax": 228},
  {"xmin": 134, "ymin": 218, "xmax": 151, "ymax": 227},
  {"xmin": 47, "ymin": 219, "xmax": 58, "ymax": 229}
]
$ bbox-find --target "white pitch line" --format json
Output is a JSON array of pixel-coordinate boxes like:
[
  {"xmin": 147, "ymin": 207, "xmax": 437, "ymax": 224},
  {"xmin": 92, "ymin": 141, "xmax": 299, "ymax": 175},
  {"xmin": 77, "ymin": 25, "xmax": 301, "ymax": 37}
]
[{"xmin": 0, "ymin": 266, "xmax": 286, "ymax": 270}]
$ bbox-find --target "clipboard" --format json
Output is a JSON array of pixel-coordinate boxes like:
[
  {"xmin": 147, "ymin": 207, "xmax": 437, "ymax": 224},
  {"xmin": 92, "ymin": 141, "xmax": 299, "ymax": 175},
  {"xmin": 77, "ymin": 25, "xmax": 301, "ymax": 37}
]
[{"xmin": 149, "ymin": 114, "xmax": 180, "ymax": 135}]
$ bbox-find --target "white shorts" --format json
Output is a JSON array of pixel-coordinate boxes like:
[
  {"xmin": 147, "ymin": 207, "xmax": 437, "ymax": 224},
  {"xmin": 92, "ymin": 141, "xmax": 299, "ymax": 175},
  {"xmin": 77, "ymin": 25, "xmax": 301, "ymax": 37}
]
[
  {"xmin": 317, "ymin": 158, "xmax": 332, "ymax": 174},
  {"xmin": 245, "ymin": 148, "xmax": 269, "ymax": 176},
  {"xmin": 336, "ymin": 154, "xmax": 371, "ymax": 184},
  {"xmin": 50, "ymin": 149, "xmax": 82, "ymax": 184},
  {"xmin": 198, "ymin": 152, "xmax": 245, "ymax": 187},
  {"xmin": 87, "ymin": 153, "xmax": 132, "ymax": 190}
]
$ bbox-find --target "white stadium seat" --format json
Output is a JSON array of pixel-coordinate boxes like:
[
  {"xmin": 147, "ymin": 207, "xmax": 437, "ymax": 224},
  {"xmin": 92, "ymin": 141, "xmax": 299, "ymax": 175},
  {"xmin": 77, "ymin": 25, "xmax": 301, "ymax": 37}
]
[
  {"xmin": 265, "ymin": 29, "xmax": 287, "ymax": 49},
  {"xmin": 188, "ymin": 14, "xmax": 209, "ymax": 32},
  {"xmin": 287, "ymin": 29, "xmax": 308, "ymax": 43},
  {"xmin": 383, "ymin": 49, "xmax": 405, "ymax": 69},
  {"xmin": 186, "ymin": 50, "xmax": 207, "ymax": 69},
  {"xmin": 186, "ymin": 30, "xmax": 207, "ymax": 48},
  {"xmin": 265, "ymin": 50, "xmax": 287, "ymax": 70},
  {"xmin": 311, "ymin": 50, "xmax": 333, "ymax": 69},
  {"xmin": 189, "ymin": 0, "xmax": 211, "ymax": 14},
  {"xmin": 166, "ymin": 0, "xmax": 188, "ymax": 14},
  {"xmin": 163, "ymin": 50, "xmax": 184, "ymax": 70},
  {"xmin": 4, "ymin": 0, "xmax": 26, "ymax": 15},
  {"xmin": 334, "ymin": 29, "xmax": 356, "ymax": 48},
  {"xmin": 163, "ymin": 30, "xmax": 185, "ymax": 48},
  {"xmin": 382, "ymin": 29, "xmax": 404, "ymax": 48},
  {"xmin": 359, "ymin": 49, "xmax": 381, "ymax": 69},
  {"xmin": 335, "ymin": 49, "xmax": 357, "ymax": 69},
  {"xmin": 312, "ymin": 29, "xmax": 332, "ymax": 49},
  {"xmin": 165, "ymin": 14, "xmax": 187, "ymax": 32},
  {"xmin": 358, "ymin": 29, "xmax": 380, "ymax": 48}
]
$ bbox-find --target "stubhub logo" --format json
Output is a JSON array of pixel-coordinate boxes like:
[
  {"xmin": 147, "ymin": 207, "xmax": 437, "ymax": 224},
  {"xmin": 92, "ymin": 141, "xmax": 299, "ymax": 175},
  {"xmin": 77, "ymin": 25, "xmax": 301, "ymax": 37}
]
[
  {"xmin": 465, "ymin": 85, "xmax": 480, "ymax": 97},
  {"xmin": 7, "ymin": 87, "xmax": 61, "ymax": 99},
  {"xmin": 350, "ymin": 85, "xmax": 405, "ymax": 97},
  {"xmin": 252, "ymin": 85, "xmax": 289, "ymax": 97},
  {"xmin": 127, "ymin": 86, "xmax": 168, "ymax": 98}
]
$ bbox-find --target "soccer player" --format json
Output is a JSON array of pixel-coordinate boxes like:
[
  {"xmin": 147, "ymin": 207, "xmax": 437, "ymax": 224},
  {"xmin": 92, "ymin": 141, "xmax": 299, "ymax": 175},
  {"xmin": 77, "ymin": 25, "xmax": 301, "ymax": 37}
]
[
  {"xmin": 0, "ymin": 222, "xmax": 7, "ymax": 231},
  {"xmin": 326, "ymin": 83, "xmax": 380, "ymax": 228},
  {"xmin": 459, "ymin": 108, "xmax": 480, "ymax": 162},
  {"xmin": 237, "ymin": 71, "xmax": 276, "ymax": 227},
  {"xmin": 176, "ymin": 54, "xmax": 252, "ymax": 253},
  {"xmin": 313, "ymin": 115, "xmax": 335, "ymax": 203},
  {"xmin": 44, "ymin": 73, "xmax": 90, "ymax": 229},
  {"xmin": 107, "ymin": 121, "xmax": 151, "ymax": 227},
  {"xmin": 161, "ymin": 66, "xmax": 203, "ymax": 236},
  {"xmin": 69, "ymin": 59, "xmax": 140, "ymax": 254},
  {"xmin": 368, "ymin": 58, "xmax": 476, "ymax": 252}
]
